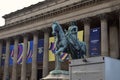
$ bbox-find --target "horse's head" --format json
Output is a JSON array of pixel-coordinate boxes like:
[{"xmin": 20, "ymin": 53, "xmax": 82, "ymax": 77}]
[{"xmin": 52, "ymin": 22, "xmax": 59, "ymax": 36}]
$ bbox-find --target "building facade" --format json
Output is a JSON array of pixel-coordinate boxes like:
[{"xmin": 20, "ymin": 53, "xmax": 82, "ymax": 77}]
[{"xmin": 0, "ymin": 0, "xmax": 120, "ymax": 80}]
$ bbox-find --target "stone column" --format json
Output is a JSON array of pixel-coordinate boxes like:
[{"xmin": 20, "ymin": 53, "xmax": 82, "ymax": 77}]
[
  {"xmin": 12, "ymin": 36, "xmax": 19, "ymax": 80},
  {"xmin": 83, "ymin": 18, "xmax": 90, "ymax": 57},
  {"xmin": 100, "ymin": 14, "xmax": 109, "ymax": 56},
  {"xmin": 118, "ymin": 11, "xmax": 120, "ymax": 58},
  {"xmin": 109, "ymin": 24, "xmax": 119, "ymax": 58},
  {"xmin": 21, "ymin": 35, "xmax": 28, "ymax": 80},
  {"xmin": 31, "ymin": 32, "xmax": 38, "ymax": 80},
  {"xmin": 0, "ymin": 40, "xmax": 2, "ymax": 66},
  {"xmin": 3, "ymin": 38, "xmax": 10, "ymax": 80},
  {"xmin": 43, "ymin": 29, "xmax": 49, "ymax": 77}
]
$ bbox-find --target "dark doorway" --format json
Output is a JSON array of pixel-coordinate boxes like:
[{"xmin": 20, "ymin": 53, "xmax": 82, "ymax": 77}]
[
  {"xmin": 37, "ymin": 69, "xmax": 42, "ymax": 80},
  {"xmin": 17, "ymin": 76, "xmax": 21, "ymax": 80}
]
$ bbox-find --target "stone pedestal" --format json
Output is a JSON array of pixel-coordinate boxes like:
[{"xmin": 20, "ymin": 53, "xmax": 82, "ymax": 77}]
[
  {"xmin": 42, "ymin": 74, "xmax": 69, "ymax": 80},
  {"xmin": 69, "ymin": 57, "xmax": 120, "ymax": 80},
  {"xmin": 42, "ymin": 70, "xmax": 69, "ymax": 80}
]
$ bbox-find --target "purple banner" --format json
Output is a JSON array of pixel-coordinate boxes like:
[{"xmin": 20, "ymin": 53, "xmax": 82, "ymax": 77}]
[{"xmin": 1, "ymin": 39, "xmax": 44, "ymax": 66}]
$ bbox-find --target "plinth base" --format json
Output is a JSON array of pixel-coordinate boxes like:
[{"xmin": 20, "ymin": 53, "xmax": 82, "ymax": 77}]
[
  {"xmin": 42, "ymin": 70, "xmax": 69, "ymax": 80},
  {"xmin": 69, "ymin": 57, "xmax": 120, "ymax": 80}
]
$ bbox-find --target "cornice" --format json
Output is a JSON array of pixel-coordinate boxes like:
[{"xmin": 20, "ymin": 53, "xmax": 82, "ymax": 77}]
[
  {"xmin": 2, "ymin": 0, "xmax": 65, "ymax": 19},
  {"xmin": 0, "ymin": 0, "xmax": 113, "ymax": 30},
  {"xmin": 3, "ymin": 1, "xmax": 45, "ymax": 18}
]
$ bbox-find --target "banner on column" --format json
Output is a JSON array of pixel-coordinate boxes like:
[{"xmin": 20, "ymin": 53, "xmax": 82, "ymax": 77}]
[
  {"xmin": 49, "ymin": 30, "xmax": 84, "ymax": 61},
  {"xmin": 89, "ymin": 28, "xmax": 101, "ymax": 56},
  {"xmin": 17, "ymin": 43, "xmax": 23, "ymax": 64},
  {"xmin": 27, "ymin": 41, "xmax": 33, "ymax": 63},
  {"xmin": 9, "ymin": 45, "xmax": 14, "ymax": 65},
  {"xmin": 9, "ymin": 39, "xmax": 44, "ymax": 65},
  {"xmin": 9, "ymin": 41, "xmax": 33, "ymax": 65},
  {"xmin": 49, "ymin": 37, "xmax": 55, "ymax": 61},
  {"xmin": 1, "ymin": 47, "xmax": 6, "ymax": 66},
  {"xmin": 37, "ymin": 39, "xmax": 44, "ymax": 62},
  {"xmin": 78, "ymin": 30, "xmax": 83, "ymax": 41}
]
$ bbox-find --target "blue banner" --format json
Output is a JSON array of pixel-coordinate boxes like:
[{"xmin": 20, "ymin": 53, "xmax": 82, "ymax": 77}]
[
  {"xmin": 1, "ymin": 47, "xmax": 6, "ymax": 66},
  {"xmin": 6, "ymin": 39, "xmax": 44, "ymax": 65},
  {"xmin": 89, "ymin": 28, "xmax": 101, "ymax": 56},
  {"xmin": 17, "ymin": 43, "xmax": 23, "ymax": 64},
  {"xmin": 26, "ymin": 41, "xmax": 33, "ymax": 63},
  {"xmin": 9, "ymin": 45, "xmax": 14, "ymax": 65},
  {"xmin": 37, "ymin": 39, "xmax": 44, "ymax": 62}
]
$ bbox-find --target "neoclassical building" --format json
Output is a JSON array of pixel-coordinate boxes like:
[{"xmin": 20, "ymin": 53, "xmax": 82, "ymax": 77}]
[{"xmin": 0, "ymin": 0, "xmax": 120, "ymax": 80}]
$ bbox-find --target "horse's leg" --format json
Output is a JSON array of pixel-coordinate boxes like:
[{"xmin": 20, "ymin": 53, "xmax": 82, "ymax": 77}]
[
  {"xmin": 69, "ymin": 45, "xmax": 78, "ymax": 59},
  {"xmin": 55, "ymin": 53, "xmax": 61, "ymax": 70},
  {"xmin": 55, "ymin": 46, "xmax": 66, "ymax": 55},
  {"xmin": 55, "ymin": 49, "xmax": 67, "ymax": 62}
]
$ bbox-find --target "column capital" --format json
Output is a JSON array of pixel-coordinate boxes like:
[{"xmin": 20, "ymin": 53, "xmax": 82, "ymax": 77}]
[
  {"xmin": 119, "ymin": 11, "xmax": 120, "ymax": 15},
  {"xmin": 12, "ymin": 35, "xmax": 20, "ymax": 40},
  {"xmin": 117, "ymin": 9, "xmax": 120, "ymax": 15},
  {"xmin": 42, "ymin": 28, "xmax": 50, "ymax": 33},
  {"xmin": 81, "ymin": 17, "xmax": 91, "ymax": 24},
  {"xmin": 114, "ymin": 9, "xmax": 120, "ymax": 15},
  {"xmin": 22, "ymin": 33, "xmax": 29, "ymax": 38},
  {"xmin": 4, "ymin": 37, "xmax": 11, "ymax": 42},
  {"xmin": 32, "ymin": 30, "xmax": 39, "ymax": 35},
  {"xmin": 98, "ymin": 13, "xmax": 108, "ymax": 20},
  {"xmin": 0, "ymin": 39, "xmax": 3, "ymax": 43}
]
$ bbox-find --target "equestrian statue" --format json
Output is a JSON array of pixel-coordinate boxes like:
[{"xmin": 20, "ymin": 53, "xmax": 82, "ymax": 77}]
[{"xmin": 50, "ymin": 21, "xmax": 86, "ymax": 75}]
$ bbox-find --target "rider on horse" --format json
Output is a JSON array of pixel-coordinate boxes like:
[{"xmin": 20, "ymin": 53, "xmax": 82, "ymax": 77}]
[
  {"xmin": 67, "ymin": 21, "xmax": 78, "ymax": 41},
  {"xmin": 65, "ymin": 21, "xmax": 86, "ymax": 59}
]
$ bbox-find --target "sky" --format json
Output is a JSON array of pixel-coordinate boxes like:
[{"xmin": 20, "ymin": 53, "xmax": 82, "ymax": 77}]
[{"xmin": 0, "ymin": 0, "xmax": 44, "ymax": 26}]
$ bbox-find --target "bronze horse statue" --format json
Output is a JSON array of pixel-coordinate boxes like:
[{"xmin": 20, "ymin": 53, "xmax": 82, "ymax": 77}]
[{"xmin": 52, "ymin": 21, "xmax": 86, "ymax": 70}]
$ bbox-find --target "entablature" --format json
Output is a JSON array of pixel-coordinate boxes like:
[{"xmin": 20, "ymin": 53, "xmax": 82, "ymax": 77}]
[
  {"xmin": 3, "ymin": 0, "xmax": 114, "ymax": 25},
  {"xmin": 0, "ymin": 0, "xmax": 120, "ymax": 40},
  {"xmin": 3, "ymin": 0, "xmax": 69, "ymax": 24}
]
